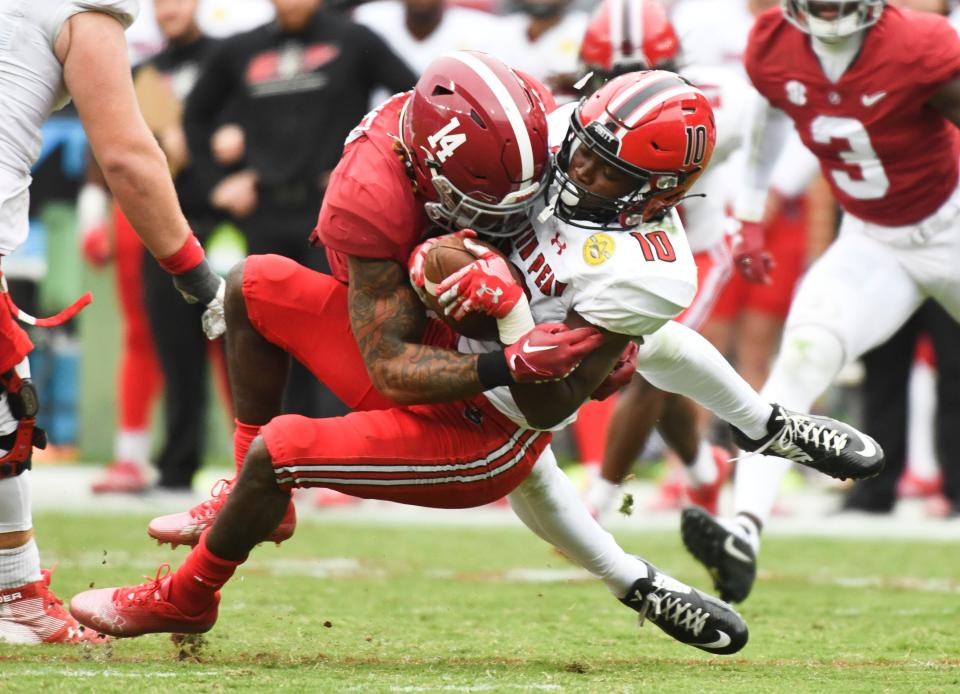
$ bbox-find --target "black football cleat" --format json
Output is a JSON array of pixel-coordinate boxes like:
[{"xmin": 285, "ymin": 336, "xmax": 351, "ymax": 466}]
[
  {"xmin": 619, "ymin": 558, "xmax": 748, "ymax": 655},
  {"xmin": 681, "ymin": 506, "xmax": 757, "ymax": 604},
  {"xmin": 732, "ymin": 404, "xmax": 885, "ymax": 481}
]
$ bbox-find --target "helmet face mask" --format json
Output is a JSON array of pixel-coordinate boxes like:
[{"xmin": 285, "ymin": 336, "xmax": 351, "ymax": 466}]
[
  {"xmin": 547, "ymin": 71, "xmax": 716, "ymax": 230},
  {"xmin": 550, "ymin": 113, "xmax": 684, "ymax": 229},
  {"xmin": 401, "ymin": 51, "xmax": 550, "ymax": 239},
  {"xmin": 423, "ymin": 171, "xmax": 547, "ymax": 237},
  {"xmin": 781, "ymin": 0, "xmax": 884, "ymax": 40}
]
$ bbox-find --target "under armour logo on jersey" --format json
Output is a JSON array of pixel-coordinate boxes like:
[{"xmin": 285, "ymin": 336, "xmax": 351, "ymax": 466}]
[
  {"xmin": 550, "ymin": 232, "xmax": 567, "ymax": 254},
  {"xmin": 785, "ymin": 80, "xmax": 806, "ymax": 106},
  {"xmin": 427, "ymin": 117, "xmax": 467, "ymax": 163}
]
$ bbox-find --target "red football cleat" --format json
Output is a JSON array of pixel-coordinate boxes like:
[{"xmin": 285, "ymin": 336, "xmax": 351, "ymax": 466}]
[
  {"xmin": 1, "ymin": 568, "xmax": 110, "ymax": 645},
  {"xmin": 70, "ymin": 564, "xmax": 218, "ymax": 638},
  {"xmin": 91, "ymin": 460, "xmax": 150, "ymax": 494},
  {"xmin": 685, "ymin": 446, "xmax": 732, "ymax": 516},
  {"xmin": 147, "ymin": 479, "xmax": 296, "ymax": 548},
  {"xmin": 312, "ymin": 487, "xmax": 360, "ymax": 508}
]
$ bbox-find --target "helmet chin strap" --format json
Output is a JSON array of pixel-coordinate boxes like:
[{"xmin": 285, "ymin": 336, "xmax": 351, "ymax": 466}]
[{"xmin": 538, "ymin": 190, "xmax": 559, "ymax": 223}]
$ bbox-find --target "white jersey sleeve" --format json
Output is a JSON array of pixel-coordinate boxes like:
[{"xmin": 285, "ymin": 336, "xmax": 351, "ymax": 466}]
[
  {"xmin": 0, "ymin": 0, "xmax": 138, "ymax": 255},
  {"xmin": 40, "ymin": 0, "xmax": 138, "ymax": 46},
  {"xmin": 570, "ymin": 209, "xmax": 698, "ymax": 337}
]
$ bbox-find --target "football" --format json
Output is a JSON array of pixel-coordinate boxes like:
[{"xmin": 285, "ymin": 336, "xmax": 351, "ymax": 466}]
[{"xmin": 420, "ymin": 235, "xmax": 518, "ymax": 341}]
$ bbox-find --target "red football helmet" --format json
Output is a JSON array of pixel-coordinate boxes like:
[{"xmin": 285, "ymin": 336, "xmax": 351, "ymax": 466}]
[
  {"xmin": 579, "ymin": 0, "xmax": 680, "ymax": 94},
  {"xmin": 549, "ymin": 70, "xmax": 716, "ymax": 227},
  {"xmin": 400, "ymin": 51, "xmax": 550, "ymax": 237}
]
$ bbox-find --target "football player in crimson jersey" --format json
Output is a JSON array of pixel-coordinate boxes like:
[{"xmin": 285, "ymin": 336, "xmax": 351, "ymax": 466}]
[
  {"xmin": 681, "ymin": 0, "xmax": 960, "ymax": 605},
  {"xmin": 574, "ymin": 0, "xmax": 754, "ymax": 519}
]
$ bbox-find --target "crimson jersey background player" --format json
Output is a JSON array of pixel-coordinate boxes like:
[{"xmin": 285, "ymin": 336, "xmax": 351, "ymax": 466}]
[
  {"xmin": 747, "ymin": 5, "xmax": 960, "ymax": 226},
  {"xmin": 681, "ymin": 0, "xmax": 960, "ymax": 605}
]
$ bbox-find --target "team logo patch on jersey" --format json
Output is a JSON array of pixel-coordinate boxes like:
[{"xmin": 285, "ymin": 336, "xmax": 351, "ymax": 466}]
[
  {"xmin": 785, "ymin": 80, "xmax": 807, "ymax": 106},
  {"xmin": 583, "ymin": 233, "xmax": 616, "ymax": 266}
]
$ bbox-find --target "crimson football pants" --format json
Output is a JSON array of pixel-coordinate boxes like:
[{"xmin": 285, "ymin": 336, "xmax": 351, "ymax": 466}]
[{"xmin": 244, "ymin": 254, "xmax": 550, "ymax": 508}]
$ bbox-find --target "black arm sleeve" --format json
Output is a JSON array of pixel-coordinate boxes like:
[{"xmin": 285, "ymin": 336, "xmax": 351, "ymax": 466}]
[{"xmin": 357, "ymin": 24, "xmax": 417, "ymax": 94}]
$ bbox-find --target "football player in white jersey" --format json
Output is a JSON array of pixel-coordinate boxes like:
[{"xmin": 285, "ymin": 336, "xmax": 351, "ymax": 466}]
[
  {"xmin": 0, "ymin": 0, "xmax": 226, "ymax": 644},
  {"xmin": 570, "ymin": 0, "xmax": 753, "ymax": 518}
]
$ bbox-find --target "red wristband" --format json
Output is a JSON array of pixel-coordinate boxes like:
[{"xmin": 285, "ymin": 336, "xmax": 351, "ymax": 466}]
[{"xmin": 158, "ymin": 233, "xmax": 205, "ymax": 275}]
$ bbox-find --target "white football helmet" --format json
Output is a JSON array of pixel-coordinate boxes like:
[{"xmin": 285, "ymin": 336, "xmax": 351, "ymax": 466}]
[{"xmin": 781, "ymin": 0, "xmax": 884, "ymax": 40}]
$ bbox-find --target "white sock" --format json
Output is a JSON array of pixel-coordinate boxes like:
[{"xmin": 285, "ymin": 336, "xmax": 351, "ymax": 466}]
[
  {"xmin": 733, "ymin": 324, "xmax": 846, "ymax": 528},
  {"xmin": 636, "ymin": 322, "xmax": 772, "ymax": 440},
  {"xmin": 584, "ymin": 473, "xmax": 621, "ymax": 519},
  {"xmin": 717, "ymin": 514, "xmax": 761, "ymax": 555},
  {"xmin": 685, "ymin": 441, "xmax": 717, "ymax": 487},
  {"xmin": 0, "ymin": 471, "xmax": 31, "ymax": 534},
  {"xmin": 0, "ymin": 538, "xmax": 41, "ymax": 589},
  {"xmin": 509, "ymin": 448, "xmax": 647, "ymax": 599},
  {"xmin": 116, "ymin": 429, "xmax": 152, "ymax": 469}
]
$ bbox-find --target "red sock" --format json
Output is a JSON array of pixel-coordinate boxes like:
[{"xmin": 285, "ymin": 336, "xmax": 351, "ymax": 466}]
[
  {"xmin": 233, "ymin": 420, "xmax": 261, "ymax": 475},
  {"xmin": 168, "ymin": 531, "xmax": 246, "ymax": 615}
]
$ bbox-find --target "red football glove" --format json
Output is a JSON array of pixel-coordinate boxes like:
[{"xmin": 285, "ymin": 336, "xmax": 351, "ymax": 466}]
[
  {"xmin": 408, "ymin": 229, "xmax": 478, "ymax": 292},
  {"xmin": 81, "ymin": 224, "xmax": 112, "ymax": 268},
  {"xmin": 436, "ymin": 237, "xmax": 523, "ymax": 321},
  {"xmin": 505, "ymin": 322, "xmax": 604, "ymax": 383},
  {"xmin": 732, "ymin": 219, "xmax": 774, "ymax": 285},
  {"xmin": 591, "ymin": 340, "xmax": 639, "ymax": 401}
]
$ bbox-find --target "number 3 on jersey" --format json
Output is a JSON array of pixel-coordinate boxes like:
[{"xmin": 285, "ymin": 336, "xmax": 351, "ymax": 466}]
[{"xmin": 810, "ymin": 116, "xmax": 890, "ymax": 200}]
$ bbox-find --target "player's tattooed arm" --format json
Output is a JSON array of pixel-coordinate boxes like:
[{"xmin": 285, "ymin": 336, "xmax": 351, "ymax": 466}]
[
  {"xmin": 510, "ymin": 315, "xmax": 629, "ymax": 430},
  {"xmin": 348, "ymin": 255, "xmax": 485, "ymax": 405},
  {"xmin": 929, "ymin": 76, "xmax": 960, "ymax": 127}
]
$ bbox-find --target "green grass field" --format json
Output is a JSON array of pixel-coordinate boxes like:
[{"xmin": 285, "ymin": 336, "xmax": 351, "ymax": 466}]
[{"xmin": 2, "ymin": 513, "xmax": 958, "ymax": 693}]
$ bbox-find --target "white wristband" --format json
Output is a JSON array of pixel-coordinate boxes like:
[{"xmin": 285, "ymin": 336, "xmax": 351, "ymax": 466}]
[{"xmin": 496, "ymin": 294, "xmax": 535, "ymax": 345}]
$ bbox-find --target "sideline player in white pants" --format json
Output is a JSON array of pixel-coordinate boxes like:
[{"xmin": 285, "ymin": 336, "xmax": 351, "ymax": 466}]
[
  {"xmin": 680, "ymin": 0, "xmax": 960, "ymax": 603},
  {"xmin": 0, "ymin": 0, "xmax": 226, "ymax": 644}
]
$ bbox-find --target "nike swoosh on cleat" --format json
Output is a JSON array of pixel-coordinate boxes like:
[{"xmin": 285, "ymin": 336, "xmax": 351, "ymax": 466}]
[
  {"xmin": 696, "ymin": 631, "xmax": 732, "ymax": 650},
  {"xmin": 521, "ymin": 340, "xmax": 557, "ymax": 354},
  {"xmin": 851, "ymin": 431, "xmax": 877, "ymax": 458},
  {"xmin": 723, "ymin": 535, "xmax": 752, "ymax": 564}
]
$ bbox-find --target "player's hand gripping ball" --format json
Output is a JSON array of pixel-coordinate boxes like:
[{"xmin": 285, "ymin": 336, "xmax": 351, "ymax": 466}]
[{"xmin": 410, "ymin": 232, "xmax": 525, "ymax": 341}]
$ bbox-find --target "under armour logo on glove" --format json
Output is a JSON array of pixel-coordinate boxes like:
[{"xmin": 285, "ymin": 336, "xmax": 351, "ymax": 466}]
[{"xmin": 437, "ymin": 238, "xmax": 522, "ymax": 321}]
